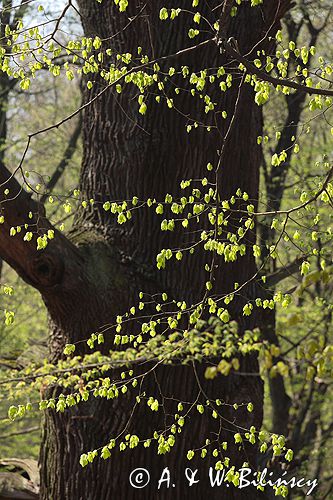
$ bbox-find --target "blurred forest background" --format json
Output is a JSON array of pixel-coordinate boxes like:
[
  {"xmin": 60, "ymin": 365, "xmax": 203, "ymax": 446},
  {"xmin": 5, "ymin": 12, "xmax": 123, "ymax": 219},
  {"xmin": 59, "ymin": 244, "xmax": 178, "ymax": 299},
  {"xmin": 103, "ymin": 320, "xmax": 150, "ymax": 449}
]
[{"xmin": 0, "ymin": 1, "xmax": 332, "ymax": 498}]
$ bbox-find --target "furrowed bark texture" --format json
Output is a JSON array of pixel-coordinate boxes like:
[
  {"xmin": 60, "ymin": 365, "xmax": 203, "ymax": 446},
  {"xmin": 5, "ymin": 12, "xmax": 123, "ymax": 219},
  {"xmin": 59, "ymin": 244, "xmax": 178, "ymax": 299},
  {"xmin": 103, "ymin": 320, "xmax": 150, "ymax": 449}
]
[{"xmin": 0, "ymin": 1, "xmax": 290, "ymax": 499}]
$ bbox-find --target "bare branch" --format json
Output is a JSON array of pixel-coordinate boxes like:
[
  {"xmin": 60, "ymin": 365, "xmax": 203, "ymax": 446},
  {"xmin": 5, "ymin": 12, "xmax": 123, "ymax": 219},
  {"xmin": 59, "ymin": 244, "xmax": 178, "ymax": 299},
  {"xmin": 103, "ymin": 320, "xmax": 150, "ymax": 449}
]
[
  {"xmin": 0, "ymin": 426, "xmax": 39, "ymax": 439},
  {"xmin": 265, "ymin": 257, "xmax": 305, "ymax": 288}
]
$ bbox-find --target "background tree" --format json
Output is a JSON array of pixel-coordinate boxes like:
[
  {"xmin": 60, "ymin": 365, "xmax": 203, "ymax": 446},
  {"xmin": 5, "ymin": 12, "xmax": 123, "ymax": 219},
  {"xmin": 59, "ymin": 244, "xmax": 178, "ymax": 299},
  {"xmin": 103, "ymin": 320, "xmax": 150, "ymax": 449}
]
[
  {"xmin": 0, "ymin": 0, "xmax": 82, "ymax": 461},
  {"xmin": 254, "ymin": 2, "xmax": 333, "ymax": 496}
]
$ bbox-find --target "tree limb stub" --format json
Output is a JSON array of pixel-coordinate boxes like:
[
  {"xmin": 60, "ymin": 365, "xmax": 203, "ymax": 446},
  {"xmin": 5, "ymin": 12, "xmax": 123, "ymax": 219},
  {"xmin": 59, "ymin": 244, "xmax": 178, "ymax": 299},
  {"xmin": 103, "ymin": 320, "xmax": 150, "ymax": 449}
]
[{"xmin": 0, "ymin": 165, "xmax": 75, "ymax": 291}]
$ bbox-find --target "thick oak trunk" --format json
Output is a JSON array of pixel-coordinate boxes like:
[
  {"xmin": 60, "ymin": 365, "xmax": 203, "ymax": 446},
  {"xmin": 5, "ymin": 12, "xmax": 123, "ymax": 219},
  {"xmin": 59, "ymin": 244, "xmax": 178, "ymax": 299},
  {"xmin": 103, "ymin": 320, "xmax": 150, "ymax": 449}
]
[{"xmin": 0, "ymin": 1, "xmax": 291, "ymax": 499}]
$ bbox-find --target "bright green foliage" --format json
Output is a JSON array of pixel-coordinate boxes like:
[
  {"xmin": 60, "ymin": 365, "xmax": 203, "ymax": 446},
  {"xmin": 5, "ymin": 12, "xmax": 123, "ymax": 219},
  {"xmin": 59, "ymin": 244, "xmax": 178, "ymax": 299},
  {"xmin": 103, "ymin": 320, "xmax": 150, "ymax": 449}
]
[{"xmin": 1, "ymin": 0, "xmax": 333, "ymax": 497}]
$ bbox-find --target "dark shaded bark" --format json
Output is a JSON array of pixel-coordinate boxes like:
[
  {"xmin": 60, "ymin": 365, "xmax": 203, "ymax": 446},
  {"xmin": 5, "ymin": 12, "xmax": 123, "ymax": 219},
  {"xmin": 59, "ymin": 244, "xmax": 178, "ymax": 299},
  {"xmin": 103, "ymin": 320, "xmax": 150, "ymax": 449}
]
[{"xmin": 0, "ymin": 1, "xmax": 291, "ymax": 499}]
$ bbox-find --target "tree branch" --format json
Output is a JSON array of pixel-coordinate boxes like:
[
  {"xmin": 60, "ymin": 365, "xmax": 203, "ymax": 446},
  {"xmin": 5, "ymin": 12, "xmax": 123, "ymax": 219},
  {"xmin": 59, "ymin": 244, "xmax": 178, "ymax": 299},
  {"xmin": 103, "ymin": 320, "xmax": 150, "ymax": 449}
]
[
  {"xmin": 265, "ymin": 257, "xmax": 304, "ymax": 288},
  {"xmin": 0, "ymin": 426, "xmax": 39, "ymax": 439},
  {"xmin": 11, "ymin": 0, "xmax": 30, "ymax": 29},
  {"xmin": 220, "ymin": 39, "xmax": 333, "ymax": 97}
]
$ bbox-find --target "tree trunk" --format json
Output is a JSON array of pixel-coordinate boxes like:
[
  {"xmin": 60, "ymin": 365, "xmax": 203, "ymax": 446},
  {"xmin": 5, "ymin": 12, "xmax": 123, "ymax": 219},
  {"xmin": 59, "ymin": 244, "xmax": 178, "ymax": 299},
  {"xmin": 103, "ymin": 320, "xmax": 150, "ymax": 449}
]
[{"xmin": 0, "ymin": 1, "xmax": 291, "ymax": 498}]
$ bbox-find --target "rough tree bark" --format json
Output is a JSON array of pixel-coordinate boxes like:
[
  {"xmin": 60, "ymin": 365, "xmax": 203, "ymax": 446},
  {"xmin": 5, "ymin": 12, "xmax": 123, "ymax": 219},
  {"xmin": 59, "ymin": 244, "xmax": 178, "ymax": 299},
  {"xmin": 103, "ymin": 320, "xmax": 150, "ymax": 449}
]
[{"xmin": 0, "ymin": 1, "xmax": 291, "ymax": 499}]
